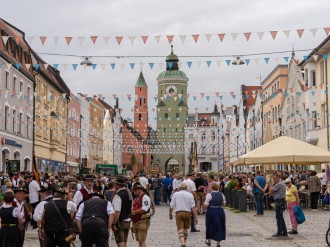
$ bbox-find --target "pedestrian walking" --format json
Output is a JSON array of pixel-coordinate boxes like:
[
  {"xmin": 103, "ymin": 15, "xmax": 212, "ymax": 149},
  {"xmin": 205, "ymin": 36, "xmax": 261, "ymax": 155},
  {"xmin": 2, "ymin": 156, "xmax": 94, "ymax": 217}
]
[
  {"xmin": 131, "ymin": 182, "xmax": 151, "ymax": 247},
  {"xmin": 73, "ymin": 174, "xmax": 95, "ymax": 208},
  {"xmin": 204, "ymin": 183, "xmax": 226, "ymax": 247},
  {"xmin": 0, "ymin": 191, "xmax": 24, "ymax": 247},
  {"xmin": 76, "ymin": 191, "xmax": 115, "ymax": 247},
  {"xmin": 307, "ymin": 170, "xmax": 321, "ymax": 211},
  {"xmin": 39, "ymin": 187, "xmax": 76, "ymax": 247},
  {"xmin": 169, "ymin": 182, "xmax": 198, "ymax": 247},
  {"xmin": 111, "ymin": 175, "xmax": 133, "ymax": 247},
  {"xmin": 284, "ymin": 178, "xmax": 300, "ymax": 234},
  {"xmin": 183, "ymin": 172, "xmax": 199, "ymax": 232},
  {"xmin": 29, "ymin": 175, "xmax": 40, "ymax": 229},
  {"xmin": 265, "ymin": 174, "xmax": 288, "ymax": 237}
]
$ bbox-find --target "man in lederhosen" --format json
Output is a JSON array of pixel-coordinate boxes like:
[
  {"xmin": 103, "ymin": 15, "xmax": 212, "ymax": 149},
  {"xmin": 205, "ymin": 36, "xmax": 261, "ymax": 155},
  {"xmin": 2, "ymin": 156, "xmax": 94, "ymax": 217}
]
[
  {"xmin": 73, "ymin": 174, "xmax": 95, "ymax": 208},
  {"xmin": 111, "ymin": 175, "xmax": 133, "ymax": 247},
  {"xmin": 35, "ymin": 182, "xmax": 53, "ymax": 247},
  {"xmin": 13, "ymin": 187, "xmax": 31, "ymax": 247},
  {"xmin": 76, "ymin": 191, "xmax": 115, "ymax": 247},
  {"xmin": 39, "ymin": 187, "xmax": 76, "ymax": 247},
  {"xmin": 131, "ymin": 182, "xmax": 151, "ymax": 247}
]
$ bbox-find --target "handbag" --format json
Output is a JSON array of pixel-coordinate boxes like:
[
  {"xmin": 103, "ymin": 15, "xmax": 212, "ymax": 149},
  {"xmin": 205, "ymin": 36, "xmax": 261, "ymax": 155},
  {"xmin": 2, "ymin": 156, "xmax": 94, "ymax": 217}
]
[
  {"xmin": 293, "ymin": 205, "xmax": 306, "ymax": 224},
  {"xmin": 323, "ymin": 192, "xmax": 329, "ymax": 205}
]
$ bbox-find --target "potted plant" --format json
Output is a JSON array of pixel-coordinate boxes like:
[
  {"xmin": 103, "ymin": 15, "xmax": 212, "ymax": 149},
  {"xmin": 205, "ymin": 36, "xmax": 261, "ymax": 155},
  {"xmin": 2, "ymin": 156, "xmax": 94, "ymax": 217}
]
[
  {"xmin": 237, "ymin": 188, "xmax": 247, "ymax": 212},
  {"xmin": 227, "ymin": 180, "xmax": 238, "ymax": 208}
]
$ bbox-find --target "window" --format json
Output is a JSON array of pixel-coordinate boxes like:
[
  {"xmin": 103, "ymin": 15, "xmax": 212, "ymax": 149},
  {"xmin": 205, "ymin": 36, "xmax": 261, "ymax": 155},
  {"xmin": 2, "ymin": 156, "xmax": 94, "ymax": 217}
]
[
  {"xmin": 212, "ymin": 131, "xmax": 216, "ymax": 141},
  {"xmin": 176, "ymin": 113, "xmax": 179, "ymax": 118},
  {"xmin": 201, "ymin": 145, "xmax": 206, "ymax": 154},
  {"xmin": 165, "ymin": 113, "xmax": 168, "ymax": 119},
  {"xmin": 19, "ymin": 113, "xmax": 23, "ymax": 134},
  {"xmin": 164, "ymin": 128, "xmax": 167, "ymax": 132},
  {"xmin": 13, "ymin": 76, "xmax": 17, "ymax": 93},
  {"xmin": 304, "ymin": 69, "xmax": 308, "ymax": 84},
  {"xmin": 312, "ymin": 111, "xmax": 317, "ymax": 128},
  {"xmin": 27, "ymin": 87, "xmax": 31, "ymax": 103},
  {"xmin": 26, "ymin": 116, "xmax": 30, "ymax": 138},
  {"xmin": 320, "ymin": 61, "xmax": 325, "ymax": 83},
  {"xmin": 311, "ymin": 70, "xmax": 316, "ymax": 87},
  {"xmin": 20, "ymin": 81, "xmax": 23, "ymax": 94},
  {"xmin": 5, "ymin": 71, "xmax": 9, "ymax": 90},
  {"xmin": 139, "ymin": 98, "xmax": 142, "ymax": 106},
  {"xmin": 4, "ymin": 106, "xmax": 9, "ymax": 130},
  {"xmin": 189, "ymin": 134, "xmax": 193, "ymax": 139},
  {"xmin": 321, "ymin": 104, "xmax": 326, "ymax": 127},
  {"xmin": 13, "ymin": 110, "xmax": 16, "ymax": 133},
  {"xmin": 138, "ymin": 114, "xmax": 142, "ymax": 121},
  {"xmin": 201, "ymin": 132, "xmax": 206, "ymax": 140},
  {"xmin": 43, "ymin": 119, "xmax": 47, "ymax": 138},
  {"xmin": 175, "ymin": 128, "xmax": 178, "ymax": 132}
]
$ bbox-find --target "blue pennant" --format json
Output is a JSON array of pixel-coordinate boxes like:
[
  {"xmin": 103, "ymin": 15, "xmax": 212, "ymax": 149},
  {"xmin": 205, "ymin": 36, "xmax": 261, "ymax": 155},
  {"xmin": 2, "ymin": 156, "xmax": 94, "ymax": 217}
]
[
  {"xmin": 148, "ymin": 63, "xmax": 154, "ymax": 69},
  {"xmin": 102, "ymin": 97, "xmax": 106, "ymax": 101},
  {"xmin": 285, "ymin": 92, "xmax": 289, "ymax": 97},
  {"xmin": 303, "ymin": 55, "xmax": 309, "ymax": 61},
  {"xmin": 245, "ymin": 59, "xmax": 250, "ymax": 65},
  {"xmin": 225, "ymin": 60, "xmax": 231, "ymax": 66},
  {"xmin": 167, "ymin": 62, "xmax": 173, "ymax": 69},
  {"xmin": 53, "ymin": 64, "xmax": 59, "ymax": 70},
  {"xmin": 111, "ymin": 63, "xmax": 116, "ymax": 69},
  {"xmin": 206, "ymin": 61, "xmax": 211, "ymax": 67},
  {"xmin": 311, "ymin": 91, "xmax": 315, "ymax": 96},
  {"xmin": 206, "ymin": 96, "xmax": 210, "ymax": 101},
  {"xmin": 323, "ymin": 54, "xmax": 328, "ymax": 60},
  {"xmin": 92, "ymin": 64, "xmax": 97, "ymax": 70},
  {"xmin": 15, "ymin": 63, "xmax": 21, "ymax": 70},
  {"xmin": 297, "ymin": 92, "xmax": 302, "ymax": 97},
  {"xmin": 166, "ymin": 95, "xmax": 171, "ymax": 101},
  {"xmin": 129, "ymin": 63, "xmax": 135, "ymax": 69},
  {"xmin": 264, "ymin": 58, "xmax": 270, "ymax": 64},
  {"xmin": 154, "ymin": 97, "xmax": 158, "ymax": 102},
  {"xmin": 259, "ymin": 93, "xmax": 263, "ymax": 99},
  {"xmin": 193, "ymin": 96, "xmax": 197, "ymax": 101},
  {"xmin": 283, "ymin": 57, "xmax": 289, "ymax": 62},
  {"xmin": 187, "ymin": 61, "xmax": 192, "ymax": 68},
  {"xmin": 72, "ymin": 64, "xmax": 78, "ymax": 71},
  {"xmin": 34, "ymin": 64, "xmax": 40, "ymax": 70},
  {"xmin": 219, "ymin": 96, "xmax": 223, "ymax": 100}
]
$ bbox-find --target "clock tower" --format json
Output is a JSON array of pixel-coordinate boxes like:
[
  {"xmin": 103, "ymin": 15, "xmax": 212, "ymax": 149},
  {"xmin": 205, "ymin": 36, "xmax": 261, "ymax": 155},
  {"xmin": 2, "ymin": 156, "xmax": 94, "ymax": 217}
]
[{"xmin": 156, "ymin": 46, "xmax": 188, "ymax": 173}]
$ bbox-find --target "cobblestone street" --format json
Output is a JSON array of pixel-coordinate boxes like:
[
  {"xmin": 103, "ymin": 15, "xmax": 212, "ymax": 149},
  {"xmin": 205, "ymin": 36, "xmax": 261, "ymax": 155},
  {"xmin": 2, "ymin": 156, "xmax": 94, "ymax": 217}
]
[{"xmin": 24, "ymin": 205, "xmax": 329, "ymax": 247}]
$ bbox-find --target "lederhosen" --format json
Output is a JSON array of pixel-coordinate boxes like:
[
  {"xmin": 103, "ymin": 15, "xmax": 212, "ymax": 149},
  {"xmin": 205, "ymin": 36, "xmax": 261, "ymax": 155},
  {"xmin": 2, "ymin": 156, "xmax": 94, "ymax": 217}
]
[{"xmin": 38, "ymin": 196, "xmax": 53, "ymax": 247}]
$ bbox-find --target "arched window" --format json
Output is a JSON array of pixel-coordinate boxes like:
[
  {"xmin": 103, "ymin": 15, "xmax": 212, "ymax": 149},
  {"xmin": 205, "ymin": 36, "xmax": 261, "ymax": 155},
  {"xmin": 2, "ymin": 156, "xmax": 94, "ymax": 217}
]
[{"xmin": 139, "ymin": 114, "xmax": 142, "ymax": 120}]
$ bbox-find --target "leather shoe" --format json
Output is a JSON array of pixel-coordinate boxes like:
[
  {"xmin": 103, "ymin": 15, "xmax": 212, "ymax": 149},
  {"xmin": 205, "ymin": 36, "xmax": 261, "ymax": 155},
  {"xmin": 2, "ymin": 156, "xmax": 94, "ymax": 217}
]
[
  {"xmin": 205, "ymin": 240, "xmax": 211, "ymax": 246},
  {"xmin": 272, "ymin": 233, "xmax": 282, "ymax": 237},
  {"xmin": 191, "ymin": 229, "xmax": 200, "ymax": 232},
  {"xmin": 288, "ymin": 230, "xmax": 298, "ymax": 234}
]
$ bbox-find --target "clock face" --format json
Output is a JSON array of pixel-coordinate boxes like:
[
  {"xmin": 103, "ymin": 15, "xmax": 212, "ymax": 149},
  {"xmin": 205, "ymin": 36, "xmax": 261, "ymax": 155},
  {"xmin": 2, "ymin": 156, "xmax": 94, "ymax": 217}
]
[{"xmin": 166, "ymin": 85, "xmax": 177, "ymax": 94}]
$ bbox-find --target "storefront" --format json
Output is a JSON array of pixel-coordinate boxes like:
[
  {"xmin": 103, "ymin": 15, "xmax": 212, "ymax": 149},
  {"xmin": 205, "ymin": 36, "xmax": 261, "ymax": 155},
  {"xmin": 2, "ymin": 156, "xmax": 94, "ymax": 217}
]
[
  {"xmin": 37, "ymin": 158, "xmax": 67, "ymax": 173},
  {"xmin": 67, "ymin": 161, "xmax": 79, "ymax": 174}
]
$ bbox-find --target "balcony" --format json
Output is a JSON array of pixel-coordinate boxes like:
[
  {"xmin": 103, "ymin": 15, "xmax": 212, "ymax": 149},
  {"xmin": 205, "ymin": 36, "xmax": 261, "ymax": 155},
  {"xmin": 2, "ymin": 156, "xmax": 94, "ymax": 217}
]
[{"xmin": 305, "ymin": 128, "xmax": 320, "ymax": 145}]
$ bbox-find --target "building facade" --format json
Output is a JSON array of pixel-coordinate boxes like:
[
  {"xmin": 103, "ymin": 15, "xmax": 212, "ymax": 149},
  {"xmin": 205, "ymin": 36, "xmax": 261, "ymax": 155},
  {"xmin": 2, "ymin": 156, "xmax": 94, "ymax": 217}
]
[
  {"xmin": 0, "ymin": 19, "xmax": 35, "ymax": 172},
  {"xmin": 99, "ymin": 99, "xmax": 114, "ymax": 165}
]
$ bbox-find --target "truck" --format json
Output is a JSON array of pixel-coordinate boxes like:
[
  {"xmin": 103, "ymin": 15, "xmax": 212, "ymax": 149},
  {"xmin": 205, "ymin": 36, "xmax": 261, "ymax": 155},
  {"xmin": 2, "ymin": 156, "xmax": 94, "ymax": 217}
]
[{"xmin": 95, "ymin": 164, "xmax": 120, "ymax": 176}]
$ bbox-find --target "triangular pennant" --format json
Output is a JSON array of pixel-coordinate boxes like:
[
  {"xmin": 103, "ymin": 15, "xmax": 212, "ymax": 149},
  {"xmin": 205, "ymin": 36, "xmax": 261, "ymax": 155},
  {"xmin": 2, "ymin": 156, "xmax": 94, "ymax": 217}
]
[
  {"xmin": 283, "ymin": 57, "xmax": 289, "ymax": 62},
  {"xmin": 111, "ymin": 63, "xmax": 116, "ymax": 70},
  {"xmin": 303, "ymin": 55, "xmax": 309, "ymax": 61},
  {"xmin": 128, "ymin": 36, "xmax": 136, "ymax": 45},
  {"xmin": 179, "ymin": 35, "xmax": 187, "ymax": 44},
  {"xmin": 72, "ymin": 64, "xmax": 78, "ymax": 71},
  {"xmin": 296, "ymin": 29, "xmax": 304, "ymax": 38},
  {"xmin": 25, "ymin": 64, "xmax": 31, "ymax": 70},
  {"xmin": 324, "ymin": 27, "xmax": 330, "ymax": 35},
  {"xmin": 274, "ymin": 57, "xmax": 280, "ymax": 64},
  {"xmin": 167, "ymin": 62, "xmax": 173, "ymax": 69},
  {"xmin": 52, "ymin": 37, "xmax": 59, "ymax": 45},
  {"xmin": 270, "ymin": 31, "xmax": 278, "ymax": 40},
  {"xmin": 283, "ymin": 30, "xmax": 291, "ymax": 38},
  {"xmin": 158, "ymin": 62, "xmax": 164, "ymax": 69},
  {"xmin": 216, "ymin": 60, "xmax": 221, "ymax": 67},
  {"xmin": 196, "ymin": 61, "xmax": 202, "ymax": 68},
  {"xmin": 53, "ymin": 64, "xmax": 59, "ymax": 70},
  {"xmin": 154, "ymin": 35, "xmax": 161, "ymax": 43},
  {"xmin": 167, "ymin": 35, "xmax": 174, "ymax": 44},
  {"xmin": 218, "ymin": 33, "xmax": 225, "ymax": 42},
  {"xmin": 309, "ymin": 28, "xmax": 317, "ymax": 37},
  {"xmin": 192, "ymin": 34, "xmax": 199, "ymax": 43},
  {"xmin": 26, "ymin": 36, "xmax": 34, "ymax": 44},
  {"xmin": 129, "ymin": 63, "xmax": 135, "ymax": 69},
  {"xmin": 206, "ymin": 96, "xmax": 210, "ymax": 101},
  {"xmin": 33, "ymin": 64, "xmax": 39, "ymax": 70},
  {"xmin": 90, "ymin": 36, "xmax": 98, "ymax": 44},
  {"xmin": 14, "ymin": 36, "xmax": 22, "ymax": 44},
  {"xmin": 264, "ymin": 57, "xmax": 270, "ymax": 64},
  {"xmin": 245, "ymin": 59, "xmax": 250, "ymax": 65},
  {"xmin": 244, "ymin": 32, "xmax": 251, "ymax": 41},
  {"xmin": 254, "ymin": 58, "xmax": 260, "ymax": 65},
  {"xmin": 15, "ymin": 63, "xmax": 21, "ymax": 70},
  {"xmin": 44, "ymin": 64, "xmax": 49, "ymax": 70},
  {"xmin": 62, "ymin": 64, "xmax": 68, "ymax": 71},
  {"xmin": 141, "ymin": 36, "xmax": 148, "ymax": 44},
  {"xmin": 206, "ymin": 61, "xmax": 212, "ymax": 67},
  {"xmin": 1, "ymin": 36, "xmax": 9, "ymax": 45},
  {"xmin": 103, "ymin": 36, "xmax": 110, "ymax": 45},
  {"xmin": 225, "ymin": 60, "xmax": 231, "ymax": 66},
  {"xmin": 187, "ymin": 61, "xmax": 192, "ymax": 68},
  {"xmin": 257, "ymin": 32, "xmax": 264, "ymax": 40},
  {"xmin": 65, "ymin": 36, "xmax": 73, "ymax": 45},
  {"xmin": 77, "ymin": 37, "xmax": 85, "ymax": 45},
  {"xmin": 204, "ymin": 34, "xmax": 212, "ymax": 42},
  {"xmin": 148, "ymin": 63, "xmax": 154, "ymax": 69},
  {"xmin": 323, "ymin": 53, "xmax": 328, "ymax": 60},
  {"xmin": 39, "ymin": 36, "xmax": 47, "ymax": 45},
  {"xmin": 91, "ymin": 64, "xmax": 97, "ymax": 70},
  {"xmin": 116, "ymin": 36, "xmax": 123, "ymax": 45},
  {"xmin": 231, "ymin": 33, "xmax": 238, "ymax": 41},
  {"xmin": 200, "ymin": 93, "xmax": 205, "ymax": 98},
  {"xmin": 100, "ymin": 64, "xmax": 106, "ymax": 71},
  {"xmin": 312, "ymin": 54, "xmax": 318, "ymax": 61}
]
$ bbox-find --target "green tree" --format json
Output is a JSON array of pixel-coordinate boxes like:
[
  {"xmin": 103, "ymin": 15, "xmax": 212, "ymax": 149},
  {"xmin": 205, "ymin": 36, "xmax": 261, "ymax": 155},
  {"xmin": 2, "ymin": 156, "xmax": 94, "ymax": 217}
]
[{"xmin": 130, "ymin": 154, "xmax": 136, "ymax": 167}]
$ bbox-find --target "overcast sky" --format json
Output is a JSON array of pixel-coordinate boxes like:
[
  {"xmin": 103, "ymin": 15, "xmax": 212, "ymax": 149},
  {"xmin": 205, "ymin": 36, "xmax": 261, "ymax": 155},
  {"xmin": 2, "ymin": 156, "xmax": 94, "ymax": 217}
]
[{"xmin": 2, "ymin": 0, "xmax": 330, "ymax": 125}]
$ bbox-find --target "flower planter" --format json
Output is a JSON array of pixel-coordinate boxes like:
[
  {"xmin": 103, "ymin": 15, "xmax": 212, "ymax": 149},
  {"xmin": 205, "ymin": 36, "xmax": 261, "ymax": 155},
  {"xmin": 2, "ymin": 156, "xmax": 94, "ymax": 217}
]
[
  {"xmin": 229, "ymin": 189, "xmax": 235, "ymax": 207},
  {"xmin": 237, "ymin": 189, "xmax": 247, "ymax": 212},
  {"xmin": 233, "ymin": 190, "xmax": 239, "ymax": 209},
  {"xmin": 224, "ymin": 188, "xmax": 230, "ymax": 206}
]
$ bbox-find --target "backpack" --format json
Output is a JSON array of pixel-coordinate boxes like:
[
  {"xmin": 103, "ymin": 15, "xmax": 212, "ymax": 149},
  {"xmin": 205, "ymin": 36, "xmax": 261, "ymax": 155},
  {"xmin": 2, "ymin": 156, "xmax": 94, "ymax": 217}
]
[{"xmin": 293, "ymin": 205, "xmax": 306, "ymax": 224}]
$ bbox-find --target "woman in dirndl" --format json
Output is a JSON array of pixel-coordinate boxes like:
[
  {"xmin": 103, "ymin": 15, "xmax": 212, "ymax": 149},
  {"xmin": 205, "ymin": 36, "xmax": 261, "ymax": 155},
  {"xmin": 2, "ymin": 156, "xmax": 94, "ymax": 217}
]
[
  {"xmin": 0, "ymin": 191, "xmax": 24, "ymax": 247},
  {"xmin": 204, "ymin": 182, "xmax": 226, "ymax": 247}
]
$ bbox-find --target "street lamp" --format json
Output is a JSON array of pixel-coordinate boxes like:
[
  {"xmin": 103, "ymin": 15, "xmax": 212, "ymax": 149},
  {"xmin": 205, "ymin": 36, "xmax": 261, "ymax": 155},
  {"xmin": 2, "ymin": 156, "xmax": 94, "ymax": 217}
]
[
  {"xmin": 232, "ymin": 56, "xmax": 245, "ymax": 65},
  {"xmin": 80, "ymin": 57, "xmax": 93, "ymax": 66}
]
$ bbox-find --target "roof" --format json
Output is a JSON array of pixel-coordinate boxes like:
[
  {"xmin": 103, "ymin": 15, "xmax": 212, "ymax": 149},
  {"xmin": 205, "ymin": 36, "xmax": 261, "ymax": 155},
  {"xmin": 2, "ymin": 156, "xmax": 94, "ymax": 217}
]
[
  {"xmin": 299, "ymin": 34, "xmax": 330, "ymax": 66},
  {"xmin": 157, "ymin": 70, "xmax": 188, "ymax": 80},
  {"xmin": 135, "ymin": 71, "xmax": 147, "ymax": 87}
]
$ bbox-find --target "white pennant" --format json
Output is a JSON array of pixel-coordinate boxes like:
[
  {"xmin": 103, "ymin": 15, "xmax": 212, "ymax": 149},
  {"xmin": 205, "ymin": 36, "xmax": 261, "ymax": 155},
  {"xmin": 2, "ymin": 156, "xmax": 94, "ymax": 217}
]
[
  {"xmin": 273, "ymin": 57, "xmax": 280, "ymax": 64},
  {"xmin": 128, "ymin": 36, "xmax": 136, "ymax": 45},
  {"xmin": 77, "ymin": 37, "xmax": 85, "ymax": 45},
  {"xmin": 52, "ymin": 37, "xmax": 59, "ymax": 45},
  {"xmin": 196, "ymin": 61, "xmax": 202, "ymax": 68},
  {"xmin": 309, "ymin": 28, "xmax": 317, "ymax": 37},
  {"xmin": 154, "ymin": 35, "xmax": 161, "ymax": 44},
  {"xmin": 179, "ymin": 35, "xmax": 187, "ymax": 44},
  {"xmin": 204, "ymin": 34, "xmax": 212, "ymax": 42},
  {"xmin": 158, "ymin": 62, "xmax": 164, "ymax": 69},
  {"xmin": 2, "ymin": 36, "xmax": 9, "ymax": 45},
  {"xmin": 100, "ymin": 64, "xmax": 106, "ymax": 71},
  {"xmin": 25, "ymin": 64, "xmax": 31, "ymax": 70},
  {"xmin": 26, "ymin": 36, "xmax": 34, "ymax": 44},
  {"xmin": 216, "ymin": 60, "xmax": 222, "ymax": 67},
  {"xmin": 44, "ymin": 64, "xmax": 49, "ymax": 70},
  {"xmin": 312, "ymin": 54, "xmax": 318, "ymax": 61},
  {"xmin": 283, "ymin": 30, "xmax": 291, "ymax": 38},
  {"xmin": 6, "ymin": 63, "xmax": 12, "ymax": 70},
  {"xmin": 254, "ymin": 58, "xmax": 260, "ymax": 65},
  {"xmin": 103, "ymin": 36, "xmax": 110, "ymax": 45},
  {"xmin": 62, "ymin": 64, "xmax": 68, "ymax": 71},
  {"xmin": 231, "ymin": 33, "xmax": 238, "ymax": 41},
  {"xmin": 120, "ymin": 64, "xmax": 125, "ymax": 70},
  {"xmin": 257, "ymin": 32, "xmax": 264, "ymax": 40}
]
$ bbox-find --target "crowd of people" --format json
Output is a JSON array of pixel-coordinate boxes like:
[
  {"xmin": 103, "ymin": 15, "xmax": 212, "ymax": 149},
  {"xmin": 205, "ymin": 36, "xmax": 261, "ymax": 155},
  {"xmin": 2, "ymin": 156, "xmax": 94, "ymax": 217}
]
[{"xmin": 0, "ymin": 168, "xmax": 328, "ymax": 247}]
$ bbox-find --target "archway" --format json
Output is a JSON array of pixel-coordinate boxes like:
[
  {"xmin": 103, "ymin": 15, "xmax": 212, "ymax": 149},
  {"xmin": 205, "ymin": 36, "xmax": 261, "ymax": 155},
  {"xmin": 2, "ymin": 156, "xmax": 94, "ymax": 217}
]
[
  {"xmin": 165, "ymin": 158, "xmax": 179, "ymax": 174},
  {"xmin": 14, "ymin": 151, "xmax": 21, "ymax": 160},
  {"xmin": 24, "ymin": 158, "xmax": 31, "ymax": 171},
  {"xmin": 1, "ymin": 148, "xmax": 10, "ymax": 172}
]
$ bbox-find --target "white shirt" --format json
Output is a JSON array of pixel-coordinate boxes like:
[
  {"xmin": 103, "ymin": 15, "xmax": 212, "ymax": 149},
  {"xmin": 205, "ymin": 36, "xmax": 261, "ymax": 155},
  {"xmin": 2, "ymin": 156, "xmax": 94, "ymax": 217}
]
[
  {"xmin": 134, "ymin": 194, "xmax": 151, "ymax": 212},
  {"xmin": 321, "ymin": 172, "xmax": 327, "ymax": 185},
  {"xmin": 0, "ymin": 204, "xmax": 22, "ymax": 218},
  {"xmin": 73, "ymin": 186, "xmax": 93, "ymax": 206},
  {"xmin": 13, "ymin": 198, "xmax": 26, "ymax": 220},
  {"xmin": 139, "ymin": 177, "xmax": 148, "ymax": 189},
  {"xmin": 29, "ymin": 180, "xmax": 40, "ymax": 204},
  {"xmin": 183, "ymin": 178, "xmax": 196, "ymax": 194},
  {"xmin": 112, "ymin": 188, "xmax": 131, "ymax": 221},
  {"xmin": 75, "ymin": 197, "xmax": 115, "ymax": 221},
  {"xmin": 204, "ymin": 191, "xmax": 226, "ymax": 206},
  {"xmin": 170, "ymin": 190, "xmax": 195, "ymax": 213},
  {"xmin": 38, "ymin": 198, "xmax": 76, "ymax": 220},
  {"xmin": 34, "ymin": 195, "xmax": 53, "ymax": 222}
]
